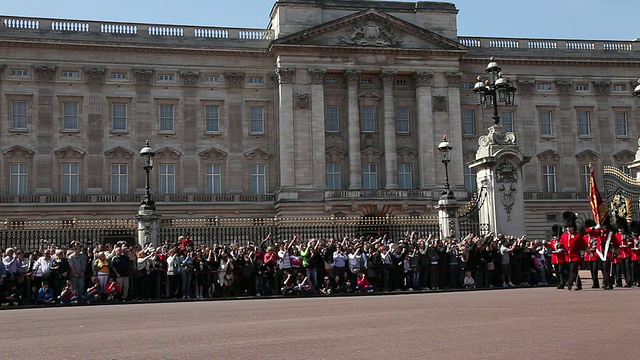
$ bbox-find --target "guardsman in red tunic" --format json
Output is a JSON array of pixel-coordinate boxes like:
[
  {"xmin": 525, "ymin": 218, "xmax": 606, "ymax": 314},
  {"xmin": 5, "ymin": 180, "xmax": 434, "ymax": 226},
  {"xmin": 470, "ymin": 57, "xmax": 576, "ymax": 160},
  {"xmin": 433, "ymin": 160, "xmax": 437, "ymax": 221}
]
[
  {"xmin": 630, "ymin": 221, "xmax": 640, "ymax": 287},
  {"xmin": 614, "ymin": 217, "xmax": 633, "ymax": 287},
  {"xmin": 547, "ymin": 224, "xmax": 566, "ymax": 289},
  {"xmin": 586, "ymin": 219, "xmax": 619, "ymax": 290},
  {"xmin": 582, "ymin": 219, "xmax": 600, "ymax": 288},
  {"xmin": 560, "ymin": 212, "xmax": 585, "ymax": 291}
]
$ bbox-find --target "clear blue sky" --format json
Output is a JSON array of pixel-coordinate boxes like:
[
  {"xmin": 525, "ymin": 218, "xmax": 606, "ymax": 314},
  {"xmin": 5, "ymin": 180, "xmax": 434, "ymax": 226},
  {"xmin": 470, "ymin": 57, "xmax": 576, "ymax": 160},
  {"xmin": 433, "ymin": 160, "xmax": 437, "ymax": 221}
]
[{"xmin": 2, "ymin": 0, "xmax": 638, "ymax": 40}]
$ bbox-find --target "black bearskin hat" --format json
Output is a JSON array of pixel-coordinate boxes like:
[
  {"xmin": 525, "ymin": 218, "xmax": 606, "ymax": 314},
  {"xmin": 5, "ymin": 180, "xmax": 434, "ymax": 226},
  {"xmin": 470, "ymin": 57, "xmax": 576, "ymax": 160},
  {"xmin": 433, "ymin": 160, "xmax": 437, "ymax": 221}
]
[
  {"xmin": 630, "ymin": 221, "xmax": 640, "ymax": 234},
  {"xmin": 580, "ymin": 219, "xmax": 597, "ymax": 234},
  {"xmin": 551, "ymin": 224, "xmax": 562, "ymax": 238},
  {"xmin": 615, "ymin": 216, "xmax": 629, "ymax": 234},
  {"xmin": 562, "ymin": 211, "xmax": 577, "ymax": 229}
]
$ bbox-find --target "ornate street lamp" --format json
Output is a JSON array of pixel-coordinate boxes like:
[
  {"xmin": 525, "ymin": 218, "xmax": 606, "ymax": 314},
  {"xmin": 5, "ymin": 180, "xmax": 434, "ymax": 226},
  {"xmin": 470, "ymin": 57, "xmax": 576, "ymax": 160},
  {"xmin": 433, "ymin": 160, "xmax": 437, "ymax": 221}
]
[
  {"xmin": 139, "ymin": 140, "xmax": 156, "ymax": 212},
  {"xmin": 473, "ymin": 57, "xmax": 517, "ymax": 125},
  {"xmin": 438, "ymin": 135, "xmax": 454, "ymax": 199},
  {"xmin": 633, "ymin": 79, "xmax": 640, "ymax": 108}
]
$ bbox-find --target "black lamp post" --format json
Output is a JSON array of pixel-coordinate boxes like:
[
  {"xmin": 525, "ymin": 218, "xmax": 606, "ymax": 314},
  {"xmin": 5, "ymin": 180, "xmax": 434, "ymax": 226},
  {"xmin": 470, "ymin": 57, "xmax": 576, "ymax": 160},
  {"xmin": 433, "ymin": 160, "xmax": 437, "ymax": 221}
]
[
  {"xmin": 473, "ymin": 57, "xmax": 517, "ymax": 125},
  {"xmin": 438, "ymin": 135, "xmax": 454, "ymax": 199},
  {"xmin": 139, "ymin": 140, "xmax": 156, "ymax": 212},
  {"xmin": 633, "ymin": 79, "xmax": 640, "ymax": 107}
]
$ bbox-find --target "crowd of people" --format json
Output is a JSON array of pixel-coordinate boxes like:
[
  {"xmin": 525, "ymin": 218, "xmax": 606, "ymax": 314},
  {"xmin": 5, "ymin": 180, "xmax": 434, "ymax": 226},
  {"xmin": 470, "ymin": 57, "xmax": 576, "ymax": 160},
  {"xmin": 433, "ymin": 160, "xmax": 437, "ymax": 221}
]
[{"xmin": 2, "ymin": 218, "xmax": 638, "ymax": 307}]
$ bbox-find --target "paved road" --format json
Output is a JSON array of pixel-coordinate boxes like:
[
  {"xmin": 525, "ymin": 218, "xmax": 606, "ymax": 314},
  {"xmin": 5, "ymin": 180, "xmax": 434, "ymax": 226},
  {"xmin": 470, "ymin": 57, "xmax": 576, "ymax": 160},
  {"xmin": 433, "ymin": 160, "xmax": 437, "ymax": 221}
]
[{"xmin": 2, "ymin": 286, "xmax": 638, "ymax": 360}]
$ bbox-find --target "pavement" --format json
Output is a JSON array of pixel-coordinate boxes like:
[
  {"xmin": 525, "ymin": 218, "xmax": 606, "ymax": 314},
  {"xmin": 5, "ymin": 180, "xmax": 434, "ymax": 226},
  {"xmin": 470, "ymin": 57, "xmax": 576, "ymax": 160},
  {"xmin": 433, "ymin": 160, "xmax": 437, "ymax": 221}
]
[{"xmin": 2, "ymin": 283, "xmax": 638, "ymax": 360}]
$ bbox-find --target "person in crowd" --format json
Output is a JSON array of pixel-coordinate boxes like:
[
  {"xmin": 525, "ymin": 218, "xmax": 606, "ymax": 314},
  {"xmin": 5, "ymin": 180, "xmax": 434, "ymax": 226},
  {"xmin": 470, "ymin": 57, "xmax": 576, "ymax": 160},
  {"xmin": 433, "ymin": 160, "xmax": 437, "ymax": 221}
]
[
  {"xmin": 84, "ymin": 276, "xmax": 102, "ymax": 304},
  {"xmin": 31, "ymin": 250, "xmax": 53, "ymax": 290},
  {"xmin": 106, "ymin": 277, "xmax": 122, "ymax": 302},
  {"xmin": 36, "ymin": 281, "xmax": 56, "ymax": 304},
  {"xmin": 111, "ymin": 246, "xmax": 133, "ymax": 301},
  {"xmin": 68, "ymin": 245, "xmax": 88, "ymax": 298},
  {"xmin": 93, "ymin": 252, "xmax": 111, "ymax": 293},
  {"xmin": 3, "ymin": 282, "xmax": 22, "ymax": 306},
  {"xmin": 166, "ymin": 248, "xmax": 181, "ymax": 299},
  {"xmin": 50, "ymin": 249, "xmax": 70, "ymax": 295},
  {"xmin": 356, "ymin": 271, "xmax": 373, "ymax": 293},
  {"xmin": 319, "ymin": 275, "xmax": 333, "ymax": 295},
  {"xmin": 136, "ymin": 249, "xmax": 154, "ymax": 300},
  {"xmin": 218, "ymin": 251, "xmax": 234, "ymax": 297},
  {"xmin": 499, "ymin": 235, "xmax": 517, "ymax": 288},
  {"xmin": 58, "ymin": 279, "xmax": 78, "ymax": 304},
  {"xmin": 463, "ymin": 270, "xmax": 476, "ymax": 289},
  {"xmin": 193, "ymin": 249, "xmax": 210, "ymax": 299},
  {"xmin": 179, "ymin": 249, "xmax": 194, "ymax": 299},
  {"xmin": 293, "ymin": 273, "xmax": 314, "ymax": 295}
]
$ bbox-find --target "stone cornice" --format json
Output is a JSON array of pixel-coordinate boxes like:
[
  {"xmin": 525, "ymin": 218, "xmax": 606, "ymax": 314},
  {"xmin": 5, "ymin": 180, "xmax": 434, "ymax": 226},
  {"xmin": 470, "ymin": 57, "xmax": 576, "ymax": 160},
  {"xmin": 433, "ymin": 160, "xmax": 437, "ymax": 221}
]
[{"xmin": 461, "ymin": 56, "xmax": 640, "ymax": 68}]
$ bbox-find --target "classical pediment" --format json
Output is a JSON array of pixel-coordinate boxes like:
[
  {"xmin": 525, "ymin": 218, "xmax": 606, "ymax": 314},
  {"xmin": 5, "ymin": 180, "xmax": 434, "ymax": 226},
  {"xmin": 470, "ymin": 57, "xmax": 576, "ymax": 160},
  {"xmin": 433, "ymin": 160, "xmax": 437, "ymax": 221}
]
[
  {"xmin": 54, "ymin": 145, "xmax": 85, "ymax": 159},
  {"xmin": 325, "ymin": 147, "xmax": 347, "ymax": 162},
  {"xmin": 574, "ymin": 149, "xmax": 599, "ymax": 163},
  {"xmin": 155, "ymin": 147, "xmax": 182, "ymax": 159},
  {"xmin": 613, "ymin": 149, "xmax": 635, "ymax": 163},
  {"xmin": 396, "ymin": 147, "xmax": 417, "ymax": 162},
  {"xmin": 244, "ymin": 147, "xmax": 272, "ymax": 160},
  {"xmin": 2, "ymin": 145, "xmax": 35, "ymax": 159},
  {"xmin": 536, "ymin": 149, "xmax": 561, "ymax": 162},
  {"xmin": 104, "ymin": 146, "xmax": 134, "ymax": 159},
  {"xmin": 361, "ymin": 147, "xmax": 382, "ymax": 162},
  {"xmin": 271, "ymin": 8, "xmax": 466, "ymax": 53},
  {"xmin": 199, "ymin": 147, "xmax": 228, "ymax": 160}
]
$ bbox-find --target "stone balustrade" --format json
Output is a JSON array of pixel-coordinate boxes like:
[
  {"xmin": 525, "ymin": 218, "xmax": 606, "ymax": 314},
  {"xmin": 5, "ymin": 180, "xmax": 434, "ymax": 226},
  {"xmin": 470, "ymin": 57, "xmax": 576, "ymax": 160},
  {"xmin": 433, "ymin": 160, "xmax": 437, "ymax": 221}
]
[{"xmin": 458, "ymin": 36, "xmax": 637, "ymax": 51}]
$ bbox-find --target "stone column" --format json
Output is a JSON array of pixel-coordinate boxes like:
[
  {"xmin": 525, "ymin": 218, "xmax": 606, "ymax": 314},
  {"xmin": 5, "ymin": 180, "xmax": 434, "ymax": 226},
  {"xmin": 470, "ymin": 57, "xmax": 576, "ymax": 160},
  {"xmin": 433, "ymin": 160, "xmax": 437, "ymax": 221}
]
[
  {"xmin": 84, "ymin": 68, "xmax": 106, "ymax": 194},
  {"xmin": 135, "ymin": 212, "xmax": 161, "ymax": 248},
  {"xmin": 438, "ymin": 197, "xmax": 460, "ymax": 240},
  {"xmin": 133, "ymin": 69, "xmax": 154, "ymax": 193},
  {"xmin": 34, "ymin": 65, "xmax": 57, "ymax": 194},
  {"xmin": 224, "ymin": 72, "xmax": 245, "ymax": 193},
  {"xmin": 445, "ymin": 73, "xmax": 465, "ymax": 191},
  {"xmin": 381, "ymin": 71, "xmax": 398, "ymax": 189},
  {"xmin": 277, "ymin": 67, "xmax": 296, "ymax": 190},
  {"xmin": 345, "ymin": 70, "xmax": 362, "ymax": 190},
  {"xmin": 414, "ymin": 72, "xmax": 435, "ymax": 189},
  {"xmin": 468, "ymin": 127, "xmax": 531, "ymax": 236},
  {"xmin": 309, "ymin": 68, "xmax": 327, "ymax": 190},
  {"xmin": 180, "ymin": 71, "xmax": 200, "ymax": 194}
]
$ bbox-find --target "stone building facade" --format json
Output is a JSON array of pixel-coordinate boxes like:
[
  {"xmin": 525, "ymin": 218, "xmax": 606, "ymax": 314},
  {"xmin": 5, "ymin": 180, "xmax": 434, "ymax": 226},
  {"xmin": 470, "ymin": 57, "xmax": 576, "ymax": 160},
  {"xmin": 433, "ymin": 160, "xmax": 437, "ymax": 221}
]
[{"xmin": 0, "ymin": 0, "xmax": 638, "ymax": 238}]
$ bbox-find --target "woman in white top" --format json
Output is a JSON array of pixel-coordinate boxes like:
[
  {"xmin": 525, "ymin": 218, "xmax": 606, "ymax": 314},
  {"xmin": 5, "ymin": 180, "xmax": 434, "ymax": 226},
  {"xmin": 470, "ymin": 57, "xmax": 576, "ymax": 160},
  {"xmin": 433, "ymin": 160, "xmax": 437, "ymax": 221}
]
[{"xmin": 166, "ymin": 249, "xmax": 181, "ymax": 299}]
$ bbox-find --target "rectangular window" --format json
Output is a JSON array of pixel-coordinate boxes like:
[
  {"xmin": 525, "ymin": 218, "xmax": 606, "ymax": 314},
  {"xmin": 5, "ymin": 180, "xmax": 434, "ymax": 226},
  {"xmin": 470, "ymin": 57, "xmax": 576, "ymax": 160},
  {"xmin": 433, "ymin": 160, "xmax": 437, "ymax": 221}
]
[
  {"xmin": 361, "ymin": 106, "xmax": 375, "ymax": 133},
  {"xmin": 61, "ymin": 163, "xmax": 79, "ymax": 195},
  {"xmin": 11, "ymin": 69, "xmax": 29, "ymax": 76},
  {"xmin": 537, "ymin": 83, "xmax": 552, "ymax": 91},
  {"xmin": 575, "ymin": 84, "xmax": 589, "ymax": 91},
  {"xmin": 362, "ymin": 163, "xmax": 378, "ymax": 189},
  {"xmin": 250, "ymin": 164, "xmax": 266, "ymax": 194},
  {"xmin": 158, "ymin": 74, "xmax": 174, "ymax": 81},
  {"xmin": 159, "ymin": 104, "xmax": 174, "ymax": 132},
  {"xmin": 111, "ymin": 164, "xmax": 128, "ymax": 194},
  {"xmin": 111, "ymin": 73, "xmax": 128, "ymax": 80},
  {"xmin": 11, "ymin": 101, "xmax": 28, "ymax": 130},
  {"xmin": 250, "ymin": 106, "xmax": 264, "ymax": 133},
  {"xmin": 325, "ymin": 106, "xmax": 339, "ymax": 132},
  {"xmin": 63, "ymin": 101, "xmax": 79, "ymax": 131},
  {"xmin": 579, "ymin": 165, "xmax": 590, "ymax": 192},
  {"xmin": 613, "ymin": 84, "xmax": 627, "ymax": 92},
  {"xmin": 248, "ymin": 77, "xmax": 264, "ymax": 84},
  {"xmin": 326, "ymin": 163, "xmax": 342, "ymax": 190},
  {"xmin": 62, "ymin": 71, "xmax": 79, "ymax": 78},
  {"xmin": 112, "ymin": 103, "xmax": 127, "ymax": 131},
  {"xmin": 203, "ymin": 76, "xmax": 219, "ymax": 83},
  {"xmin": 397, "ymin": 163, "xmax": 412, "ymax": 190},
  {"xmin": 360, "ymin": 77, "xmax": 373, "ymax": 85},
  {"xmin": 159, "ymin": 164, "xmax": 175, "ymax": 194},
  {"xmin": 540, "ymin": 110, "xmax": 552, "ymax": 136},
  {"xmin": 324, "ymin": 77, "xmax": 337, "ymax": 84},
  {"xmin": 395, "ymin": 79, "xmax": 408, "ymax": 86},
  {"xmin": 205, "ymin": 105, "xmax": 220, "ymax": 132},
  {"xmin": 462, "ymin": 110, "xmax": 475, "ymax": 135},
  {"xmin": 615, "ymin": 112, "xmax": 628, "ymax": 136},
  {"xmin": 618, "ymin": 165, "xmax": 632, "ymax": 177},
  {"xmin": 464, "ymin": 166, "xmax": 477, "ymax": 193},
  {"xmin": 10, "ymin": 163, "xmax": 28, "ymax": 195},
  {"xmin": 542, "ymin": 165, "xmax": 556, "ymax": 192},
  {"xmin": 501, "ymin": 111, "xmax": 514, "ymax": 133},
  {"xmin": 577, "ymin": 111, "xmax": 591, "ymax": 136},
  {"xmin": 205, "ymin": 164, "xmax": 222, "ymax": 194},
  {"xmin": 459, "ymin": 83, "xmax": 474, "ymax": 89},
  {"xmin": 396, "ymin": 107, "xmax": 409, "ymax": 133}
]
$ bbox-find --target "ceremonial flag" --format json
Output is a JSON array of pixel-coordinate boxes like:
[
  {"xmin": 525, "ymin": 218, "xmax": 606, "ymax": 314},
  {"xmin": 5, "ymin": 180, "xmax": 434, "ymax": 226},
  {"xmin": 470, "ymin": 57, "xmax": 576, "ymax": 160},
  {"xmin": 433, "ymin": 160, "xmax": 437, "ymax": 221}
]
[{"xmin": 589, "ymin": 168, "xmax": 608, "ymax": 226}]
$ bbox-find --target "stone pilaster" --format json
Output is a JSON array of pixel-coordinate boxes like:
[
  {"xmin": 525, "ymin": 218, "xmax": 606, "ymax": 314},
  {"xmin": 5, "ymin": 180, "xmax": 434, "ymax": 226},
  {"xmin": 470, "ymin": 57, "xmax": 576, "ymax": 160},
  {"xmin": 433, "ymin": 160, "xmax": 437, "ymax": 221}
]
[
  {"xmin": 85, "ymin": 68, "xmax": 106, "ymax": 193},
  {"xmin": 345, "ymin": 69, "xmax": 362, "ymax": 190},
  {"xmin": 34, "ymin": 65, "xmax": 57, "ymax": 194},
  {"xmin": 309, "ymin": 68, "xmax": 327, "ymax": 191},
  {"xmin": 133, "ymin": 69, "xmax": 153, "ymax": 193},
  {"xmin": 414, "ymin": 72, "xmax": 434, "ymax": 189},
  {"xmin": 181, "ymin": 72, "xmax": 199, "ymax": 193},
  {"xmin": 381, "ymin": 70, "xmax": 398, "ymax": 189},
  {"xmin": 277, "ymin": 67, "xmax": 296, "ymax": 189}
]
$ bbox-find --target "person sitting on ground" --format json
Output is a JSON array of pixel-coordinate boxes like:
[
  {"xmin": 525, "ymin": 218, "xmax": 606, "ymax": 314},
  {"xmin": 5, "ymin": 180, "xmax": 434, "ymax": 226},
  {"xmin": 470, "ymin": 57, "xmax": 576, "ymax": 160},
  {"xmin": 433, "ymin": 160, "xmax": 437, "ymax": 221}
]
[
  {"xmin": 293, "ymin": 273, "xmax": 314, "ymax": 295},
  {"xmin": 356, "ymin": 272, "xmax": 373, "ymax": 293},
  {"xmin": 36, "ymin": 281, "xmax": 56, "ymax": 304},
  {"xmin": 106, "ymin": 277, "xmax": 122, "ymax": 302},
  {"xmin": 84, "ymin": 276, "xmax": 102, "ymax": 304},
  {"xmin": 463, "ymin": 270, "xmax": 476, "ymax": 289},
  {"xmin": 332, "ymin": 274, "xmax": 346, "ymax": 294},
  {"xmin": 3, "ymin": 282, "xmax": 22, "ymax": 306},
  {"xmin": 319, "ymin": 276, "xmax": 333, "ymax": 295},
  {"xmin": 281, "ymin": 270, "xmax": 295, "ymax": 295},
  {"xmin": 58, "ymin": 279, "xmax": 78, "ymax": 304}
]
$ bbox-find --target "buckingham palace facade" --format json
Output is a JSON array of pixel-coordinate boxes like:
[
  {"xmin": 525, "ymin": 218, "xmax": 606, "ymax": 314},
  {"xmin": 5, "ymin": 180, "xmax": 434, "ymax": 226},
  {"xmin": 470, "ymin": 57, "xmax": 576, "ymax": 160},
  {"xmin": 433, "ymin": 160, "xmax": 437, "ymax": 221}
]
[{"xmin": 1, "ymin": 0, "xmax": 639, "ymax": 238}]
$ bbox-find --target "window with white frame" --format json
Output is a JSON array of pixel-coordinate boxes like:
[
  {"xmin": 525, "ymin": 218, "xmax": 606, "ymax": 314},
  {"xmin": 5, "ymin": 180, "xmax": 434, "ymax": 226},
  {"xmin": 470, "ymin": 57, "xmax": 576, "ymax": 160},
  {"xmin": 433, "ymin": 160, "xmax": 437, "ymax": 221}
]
[
  {"xmin": 10, "ymin": 69, "xmax": 29, "ymax": 76},
  {"xmin": 360, "ymin": 77, "xmax": 373, "ymax": 85},
  {"xmin": 325, "ymin": 106, "xmax": 339, "ymax": 132},
  {"xmin": 112, "ymin": 103, "xmax": 127, "ymax": 131},
  {"xmin": 362, "ymin": 163, "xmax": 378, "ymax": 189},
  {"xmin": 575, "ymin": 84, "xmax": 589, "ymax": 91},
  {"xmin": 61, "ymin": 162, "xmax": 79, "ymax": 195},
  {"xmin": 501, "ymin": 111, "xmax": 514, "ymax": 133},
  {"xmin": 158, "ymin": 74, "xmax": 174, "ymax": 81},
  {"xmin": 111, "ymin": 164, "xmax": 128, "ymax": 194},
  {"xmin": 250, "ymin": 106, "xmax": 264, "ymax": 134},
  {"xmin": 537, "ymin": 83, "xmax": 552, "ymax": 91},
  {"xmin": 613, "ymin": 84, "xmax": 627, "ymax": 92},
  {"xmin": 205, "ymin": 105, "xmax": 220, "ymax": 133},
  {"xmin": 542, "ymin": 165, "xmax": 556, "ymax": 192},
  {"xmin": 615, "ymin": 112, "xmax": 628, "ymax": 136},
  {"xmin": 63, "ymin": 101, "xmax": 79, "ymax": 131},
  {"xmin": 579, "ymin": 165, "xmax": 590, "ymax": 192},
  {"xmin": 159, "ymin": 164, "xmax": 175, "ymax": 194},
  {"xmin": 577, "ymin": 110, "xmax": 591, "ymax": 136},
  {"xmin": 250, "ymin": 164, "xmax": 266, "ymax": 194},
  {"xmin": 539, "ymin": 110, "xmax": 553, "ymax": 136},
  {"xmin": 397, "ymin": 163, "xmax": 412, "ymax": 189},
  {"xmin": 203, "ymin": 75, "xmax": 219, "ymax": 83},
  {"xmin": 11, "ymin": 100, "xmax": 28, "ymax": 130},
  {"xmin": 324, "ymin": 77, "xmax": 337, "ymax": 84},
  {"xmin": 62, "ymin": 71, "xmax": 79, "ymax": 78},
  {"xmin": 159, "ymin": 104, "xmax": 174, "ymax": 132},
  {"xmin": 396, "ymin": 107, "xmax": 409, "ymax": 133},
  {"xmin": 205, "ymin": 164, "xmax": 222, "ymax": 194},
  {"xmin": 326, "ymin": 163, "xmax": 342, "ymax": 190},
  {"xmin": 462, "ymin": 110, "xmax": 475, "ymax": 135},
  {"xmin": 464, "ymin": 166, "xmax": 477, "ymax": 193},
  {"xmin": 10, "ymin": 163, "xmax": 28, "ymax": 195},
  {"xmin": 111, "ymin": 72, "xmax": 128, "ymax": 80},
  {"xmin": 360, "ymin": 106, "xmax": 375, "ymax": 133},
  {"xmin": 248, "ymin": 77, "xmax": 264, "ymax": 84}
]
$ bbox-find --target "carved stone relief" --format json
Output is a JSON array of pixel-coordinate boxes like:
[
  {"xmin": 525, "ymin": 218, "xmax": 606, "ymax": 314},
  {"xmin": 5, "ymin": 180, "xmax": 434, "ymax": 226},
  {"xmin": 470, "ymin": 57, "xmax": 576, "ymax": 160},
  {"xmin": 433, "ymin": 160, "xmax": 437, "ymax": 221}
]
[
  {"xmin": 339, "ymin": 20, "xmax": 401, "ymax": 47},
  {"xmin": 295, "ymin": 93, "xmax": 309, "ymax": 109},
  {"xmin": 432, "ymin": 96, "xmax": 447, "ymax": 112}
]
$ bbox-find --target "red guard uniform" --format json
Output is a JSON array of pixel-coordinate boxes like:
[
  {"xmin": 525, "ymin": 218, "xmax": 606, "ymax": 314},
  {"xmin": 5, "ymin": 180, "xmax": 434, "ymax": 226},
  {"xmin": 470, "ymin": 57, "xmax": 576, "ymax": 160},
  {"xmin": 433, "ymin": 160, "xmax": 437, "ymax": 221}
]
[
  {"xmin": 560, "ymin": 230, "xmax": 585, "ymax": 290},
  {"xmin": 587, "ymin": 226, "xmax": 618, "ymax": 290},
  {"xmin": 548, "ymin": 238, "xmax": 566, "ymax": 289}
]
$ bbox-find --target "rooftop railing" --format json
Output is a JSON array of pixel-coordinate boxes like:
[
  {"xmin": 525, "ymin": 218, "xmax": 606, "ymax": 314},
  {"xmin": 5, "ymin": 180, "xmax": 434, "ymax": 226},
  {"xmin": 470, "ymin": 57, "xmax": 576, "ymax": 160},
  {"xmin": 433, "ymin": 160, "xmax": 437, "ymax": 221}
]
[{"xmin": 458, "ymin": 36, "xmax": 638, "ymax": 51}]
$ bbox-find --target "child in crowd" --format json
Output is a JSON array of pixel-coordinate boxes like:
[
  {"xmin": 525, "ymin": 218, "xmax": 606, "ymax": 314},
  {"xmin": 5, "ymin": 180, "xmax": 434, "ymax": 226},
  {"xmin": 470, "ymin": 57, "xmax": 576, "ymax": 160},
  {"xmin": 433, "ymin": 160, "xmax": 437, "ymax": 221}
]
[
  {"xmin": 84, "ymin": 276, "xmax": 102, "ymax": 304},
  {"xmin": 36, "ymin": 281, "xmax": 56, "ymax": 304},
  {"xmin": 356, "ymin": 272, "xmax": 373, "ymax": 293},
  {"xmin": 463, "ymin": 271, "xmax": 476, "ymax": 289},
  {"xmin": 106, "ymin": 277, "xmax": 122, "ymax": 302},
  {"xmin": 3, "ymin": 283, "xmax": 22, "ymax": 306},
  {"xmin": 59, "ymin": 280, "xmax": 78, "ymax": 304}
]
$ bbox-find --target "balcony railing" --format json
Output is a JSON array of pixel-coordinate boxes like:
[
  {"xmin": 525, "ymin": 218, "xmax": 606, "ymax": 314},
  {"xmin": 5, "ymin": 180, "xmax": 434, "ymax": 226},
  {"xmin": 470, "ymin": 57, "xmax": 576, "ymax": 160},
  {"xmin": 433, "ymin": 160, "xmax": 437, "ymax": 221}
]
[
  {"xmin": 0, "ymin": 193, "xmax": 276, "ymax": 204},
  {"xmin": 523, "ymin": 191, "xmax": 589, "ymax": 200},
  {"xmin": 1, "ymin": 15, "xmax": 274, "ymax": 42},
  {"xmin": 458, "ymin": 36, "xmax": 638, "ymax": 52}
]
